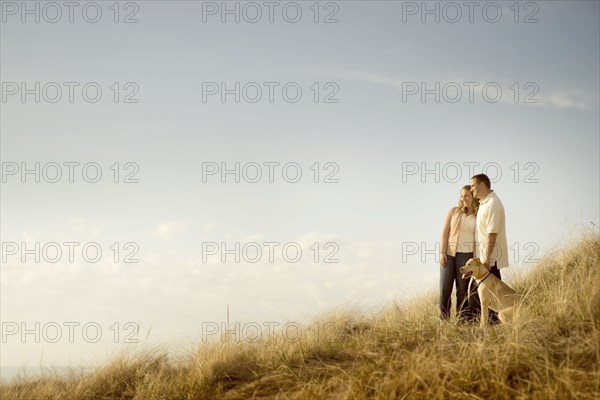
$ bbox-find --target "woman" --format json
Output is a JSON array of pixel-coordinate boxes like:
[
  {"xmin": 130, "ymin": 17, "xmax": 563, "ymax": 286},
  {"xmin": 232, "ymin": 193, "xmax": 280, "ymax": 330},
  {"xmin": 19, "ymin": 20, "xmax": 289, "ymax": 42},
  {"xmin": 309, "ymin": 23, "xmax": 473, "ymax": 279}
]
[{"xmin": 439, "ymin": 185, "xmax": 479, "ymax": 321}]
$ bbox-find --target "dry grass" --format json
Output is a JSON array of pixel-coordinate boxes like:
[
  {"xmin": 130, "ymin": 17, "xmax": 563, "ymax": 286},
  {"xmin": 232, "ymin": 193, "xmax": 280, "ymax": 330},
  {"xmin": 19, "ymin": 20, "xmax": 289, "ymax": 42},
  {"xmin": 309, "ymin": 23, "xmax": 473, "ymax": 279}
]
[{"xmin": 2, "ymin": 233, "xmax": 599, "ymax": 399}]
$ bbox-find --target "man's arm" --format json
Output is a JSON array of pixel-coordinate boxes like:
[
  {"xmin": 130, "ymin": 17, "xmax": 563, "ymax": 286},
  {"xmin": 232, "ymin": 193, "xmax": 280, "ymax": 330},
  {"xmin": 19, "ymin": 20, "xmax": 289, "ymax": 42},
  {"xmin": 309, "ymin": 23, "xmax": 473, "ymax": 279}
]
[{"xmin": 483, "ymin": 233, "xmax": 497, "ymax": 269}]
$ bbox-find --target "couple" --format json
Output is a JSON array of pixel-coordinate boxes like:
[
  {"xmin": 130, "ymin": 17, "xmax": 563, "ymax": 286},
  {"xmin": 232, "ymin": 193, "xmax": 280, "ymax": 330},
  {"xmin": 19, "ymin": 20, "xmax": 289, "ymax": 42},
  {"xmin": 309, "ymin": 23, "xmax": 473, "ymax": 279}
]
[{"xmin": 439, "ymin": 173, "xmax": 508, "ymax": 323}]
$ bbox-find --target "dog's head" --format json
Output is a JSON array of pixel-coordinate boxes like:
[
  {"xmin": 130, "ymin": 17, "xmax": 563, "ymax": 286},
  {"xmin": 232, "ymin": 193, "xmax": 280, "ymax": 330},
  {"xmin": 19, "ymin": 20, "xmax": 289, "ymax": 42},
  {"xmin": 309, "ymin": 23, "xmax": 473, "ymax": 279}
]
[{"xmin": 460, "ymin": 258, "xmax": 487, "ymax": 280}]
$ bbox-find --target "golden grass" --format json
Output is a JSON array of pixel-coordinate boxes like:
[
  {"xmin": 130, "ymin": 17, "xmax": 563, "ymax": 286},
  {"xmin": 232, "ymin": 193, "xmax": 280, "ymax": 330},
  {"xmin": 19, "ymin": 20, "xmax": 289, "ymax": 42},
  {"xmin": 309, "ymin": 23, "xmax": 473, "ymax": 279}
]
[{"xmin": 2, "ymin": 233, "xmax": 599, "ymax": 399}]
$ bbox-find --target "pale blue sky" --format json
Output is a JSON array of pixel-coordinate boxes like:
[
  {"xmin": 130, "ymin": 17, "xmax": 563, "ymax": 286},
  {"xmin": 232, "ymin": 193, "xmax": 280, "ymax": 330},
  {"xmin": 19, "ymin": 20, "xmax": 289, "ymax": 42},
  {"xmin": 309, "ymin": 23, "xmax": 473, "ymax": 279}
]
[{"xmin": 1, "ymin": 1, "xmax": 599, "ymax": 376}]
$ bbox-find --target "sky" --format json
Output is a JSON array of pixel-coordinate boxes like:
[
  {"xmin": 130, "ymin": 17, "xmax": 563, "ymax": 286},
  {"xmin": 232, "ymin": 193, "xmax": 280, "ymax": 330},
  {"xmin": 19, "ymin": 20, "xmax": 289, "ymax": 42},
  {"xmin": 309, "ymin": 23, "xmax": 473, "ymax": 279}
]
[{"xmin": 1, "ymin": 0, "xmax": 599, "ymax": 378}]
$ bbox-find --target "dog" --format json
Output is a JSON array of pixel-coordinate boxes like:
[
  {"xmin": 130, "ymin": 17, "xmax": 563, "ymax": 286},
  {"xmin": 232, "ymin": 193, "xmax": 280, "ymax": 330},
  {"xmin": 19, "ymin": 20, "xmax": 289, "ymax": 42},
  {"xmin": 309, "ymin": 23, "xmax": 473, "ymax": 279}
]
[{"xmin": 460, "ymin": 258, "xmax": 518, "ymax": 327}]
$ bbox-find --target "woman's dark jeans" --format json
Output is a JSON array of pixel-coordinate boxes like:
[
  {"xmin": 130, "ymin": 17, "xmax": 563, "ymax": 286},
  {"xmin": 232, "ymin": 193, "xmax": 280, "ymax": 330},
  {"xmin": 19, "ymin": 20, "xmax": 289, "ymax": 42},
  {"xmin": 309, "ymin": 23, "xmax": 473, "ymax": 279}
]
[{"xmin": 439, "ymin": 252, "xmax": 472, "ymax": 321}]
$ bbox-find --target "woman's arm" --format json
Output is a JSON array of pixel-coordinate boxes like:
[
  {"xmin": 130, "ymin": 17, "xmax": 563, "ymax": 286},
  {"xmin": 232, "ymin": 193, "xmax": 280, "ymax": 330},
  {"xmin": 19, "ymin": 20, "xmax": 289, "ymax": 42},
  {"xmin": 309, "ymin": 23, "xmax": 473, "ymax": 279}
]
[{"xmin": 440, "ymin": 208, "xmax": 455, "ymax": 266}]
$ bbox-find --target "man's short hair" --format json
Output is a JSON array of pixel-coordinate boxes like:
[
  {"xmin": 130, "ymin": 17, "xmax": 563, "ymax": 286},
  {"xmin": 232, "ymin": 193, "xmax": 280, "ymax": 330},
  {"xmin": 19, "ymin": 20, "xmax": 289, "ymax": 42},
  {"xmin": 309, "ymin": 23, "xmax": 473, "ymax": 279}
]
[{"xmin": 472, "ymin": 174, "xmax": 491, "ymax": 189}]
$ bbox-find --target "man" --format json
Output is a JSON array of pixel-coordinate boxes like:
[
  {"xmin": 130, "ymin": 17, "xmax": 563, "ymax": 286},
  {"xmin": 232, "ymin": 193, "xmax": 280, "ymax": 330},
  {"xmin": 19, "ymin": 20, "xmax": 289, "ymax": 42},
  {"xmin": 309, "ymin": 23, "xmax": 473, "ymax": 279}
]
[{"xmin": 468, "ymin": 173, "xmax": 509, "ymax": 324}]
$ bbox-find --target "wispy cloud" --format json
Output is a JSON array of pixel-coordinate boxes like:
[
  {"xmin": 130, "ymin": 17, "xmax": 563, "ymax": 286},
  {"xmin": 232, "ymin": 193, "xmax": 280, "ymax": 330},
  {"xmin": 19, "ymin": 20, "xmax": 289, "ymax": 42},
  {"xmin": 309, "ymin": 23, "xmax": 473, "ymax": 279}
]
[
  {"xmin": 68, "ymin": 218, "xmax": 103, "ymax": 238},
  {"xmin": 538, "ymin": 92, "xmax": 596, "ymax": 111},
  {"xmin": 149, "ymin": 220, "xmax": 188, "ymax": 241},
  {"xmin": 300, "ymin": 67, "xmax": 408, "ymax": 90},
  {"xmin": 301, "ymin": 67, "xmax": 597, "ymax": 111}
]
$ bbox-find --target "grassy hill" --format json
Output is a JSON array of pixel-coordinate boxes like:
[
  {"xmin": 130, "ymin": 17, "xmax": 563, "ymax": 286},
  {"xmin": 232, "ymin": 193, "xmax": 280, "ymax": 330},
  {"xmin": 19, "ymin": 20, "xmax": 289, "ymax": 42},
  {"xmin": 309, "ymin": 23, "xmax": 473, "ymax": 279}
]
[{"xmin": 2, "ymin": 234, "xmax": 599, "ymax": 399}]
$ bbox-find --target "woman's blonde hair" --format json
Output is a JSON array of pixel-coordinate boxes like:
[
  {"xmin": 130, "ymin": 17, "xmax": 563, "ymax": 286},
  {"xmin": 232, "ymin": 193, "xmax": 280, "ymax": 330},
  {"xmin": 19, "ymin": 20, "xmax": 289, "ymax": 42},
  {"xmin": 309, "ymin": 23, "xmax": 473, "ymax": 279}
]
[{"xmin": 457, "ymin": 185, "xmax": 479, "ymax": 214}]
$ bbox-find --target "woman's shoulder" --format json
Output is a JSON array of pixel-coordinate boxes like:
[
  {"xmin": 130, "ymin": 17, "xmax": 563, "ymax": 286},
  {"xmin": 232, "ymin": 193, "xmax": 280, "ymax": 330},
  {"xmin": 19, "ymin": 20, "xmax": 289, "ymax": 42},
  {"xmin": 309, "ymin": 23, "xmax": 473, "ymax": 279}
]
[{"xmin": 449, "ymin": 207, "xmax": 460, "ymax": 215}]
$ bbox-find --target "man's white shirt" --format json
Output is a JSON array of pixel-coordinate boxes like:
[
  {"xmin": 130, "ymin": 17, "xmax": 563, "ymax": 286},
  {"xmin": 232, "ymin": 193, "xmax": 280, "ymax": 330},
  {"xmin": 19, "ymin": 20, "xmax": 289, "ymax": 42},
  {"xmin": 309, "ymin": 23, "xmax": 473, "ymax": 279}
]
[{"xmin": 475, "ymin": 190, "xmax": 509, "ymax": 268}]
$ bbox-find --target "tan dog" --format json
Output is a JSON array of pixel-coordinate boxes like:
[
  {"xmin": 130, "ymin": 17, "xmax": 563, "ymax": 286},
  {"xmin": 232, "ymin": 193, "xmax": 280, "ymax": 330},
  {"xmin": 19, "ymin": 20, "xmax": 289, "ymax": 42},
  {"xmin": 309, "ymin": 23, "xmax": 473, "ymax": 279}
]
[{"xmin": 460, "ymin": 258, "xmax": 517, "ymax": 327}]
